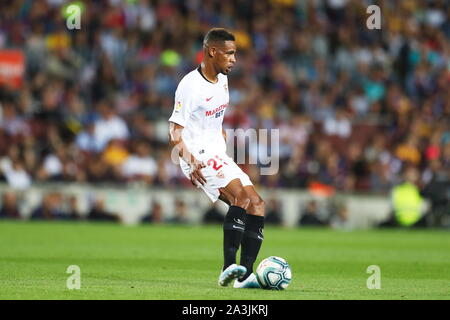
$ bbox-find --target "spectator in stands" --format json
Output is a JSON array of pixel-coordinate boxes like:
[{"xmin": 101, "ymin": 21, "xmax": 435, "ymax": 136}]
[
  {"xmin": 93, "ymin": 100, "xmax": 129, "ymax": 152},
  {"xmin": 37, "ymin": 146, "xmax": 65, "ymax": 181},
  {"xmin": 1, "ymin": 146, "xmax": 32, "ymax": 189},
  {"xmin": 299, "ymin": 200, "xmax": 328, "ymax": 227},
  {"xmin": 87, "ymin": 197, "xmax": 120, "ymax": 222},
  {"xmin": 2, "ymin": 161, "xmax": 32, "ymax": 190},
  {"xmin": 0, "ymin": 101, "xmax": 30, "ymax": 137},
  {"xmin": 65, "ymin": 195, "xmax": 82, "ymax": 220},
  {"xmin": 75, "ymin": 120, "xmax": 99, "ymax": 153},
  {"xmin": 121, "ymin": 141, "xmax": 157, "ymax": 184},
  {"xmin": 31, "ymin": 193, "xmax": 66, "ymax": 220},
  {"xmin": 265, "ymin": 198, "xmax": 283, "ymax": 225},
  {"xmin": 323, "ymin": 109, "xmax": 352, "ymax": 139},
  {"xmin": 378, "ymin": 167, "xmax": 428, "ymax": 228},
  {"xmin": 203, "ymin": 203, "xmax": 225, "ymax": 224},
  {"xmin": 166, "ymin": 199, "xmax": 189, "ymax": 224},
  {"xmin": 141, "ymin": 200, "xmax": 164, "ymax": 224},
  {"xmin": 0, "ymin": 192, "xmax": 21, "ymax": 219},
  {"xmin": 101, "ymin": 139, "xmax": 130, "ymax": 181},
  {"xmin": 329, "ymin": 202, "xmax": 352, "ymax": 230},
  {"xmin": 422, "ymin": 160, "xmax": 450, "ymax": 227},
  {"xmin": 395, "ymin": 135, "xmax": 421, "ymax": 166}
]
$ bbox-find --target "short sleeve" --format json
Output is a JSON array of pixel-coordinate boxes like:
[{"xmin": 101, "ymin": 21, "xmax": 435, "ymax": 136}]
[{"xmin": 168, "ymin": 81, "xmax": 196, "ymax": 127}]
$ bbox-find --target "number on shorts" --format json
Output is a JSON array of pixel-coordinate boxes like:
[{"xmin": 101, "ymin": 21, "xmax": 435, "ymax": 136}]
[{"xmin": 207, "ymin": 158, "xmax": 223, "ymax": 171}]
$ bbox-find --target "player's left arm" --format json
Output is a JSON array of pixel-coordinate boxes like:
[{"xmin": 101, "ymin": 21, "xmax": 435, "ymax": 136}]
[{"xmin": 222, "ymin": 128, "xmax": 227, "ymax": 142}]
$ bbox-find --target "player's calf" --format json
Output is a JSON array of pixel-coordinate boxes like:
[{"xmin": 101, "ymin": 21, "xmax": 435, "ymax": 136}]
[{"xmin": 223, "ymin": 205, "xmax": 247, "ymax": 269}]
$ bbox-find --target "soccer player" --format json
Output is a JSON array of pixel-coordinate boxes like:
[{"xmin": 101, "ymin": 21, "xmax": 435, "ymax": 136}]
[{"xmin": 168, "ymin": 28, "xmax": 264, "ymax": 289}]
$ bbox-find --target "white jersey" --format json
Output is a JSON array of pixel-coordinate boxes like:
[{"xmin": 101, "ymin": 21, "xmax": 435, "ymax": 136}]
[
  {"xmin": 169, "ymin": 66, "xmax": 253, "ymax": 202},
  {"xmin": 169, "ymin": 66, "xmax": 229, "ymax": 159}
]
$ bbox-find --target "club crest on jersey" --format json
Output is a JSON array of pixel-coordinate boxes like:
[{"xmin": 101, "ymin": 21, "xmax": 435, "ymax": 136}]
[
  {"xmin": 224, "ymin": 84, "xmax": 228, "ymax": 92},
  {"xmin": 175, "ymin": 101, "xmax": 182, "ymax": 111}
]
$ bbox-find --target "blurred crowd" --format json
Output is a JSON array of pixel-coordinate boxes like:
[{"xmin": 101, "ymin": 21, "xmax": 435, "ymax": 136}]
[
  {"xmin": 0, "ymin": 0, "xmax": 449, "ymax": 198},
  {"xmin": 0, "ymin": 188, "xmax": 353, "ymax": 229},
  {"xmin": 0, "ymin": 188, "xmax": 285, "ymax": 225}
]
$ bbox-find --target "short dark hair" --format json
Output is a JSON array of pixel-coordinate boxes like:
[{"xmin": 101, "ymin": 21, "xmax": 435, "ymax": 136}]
[{"xmin": 203, "ymin": 28, "xmax": 235, "ymax": 47}]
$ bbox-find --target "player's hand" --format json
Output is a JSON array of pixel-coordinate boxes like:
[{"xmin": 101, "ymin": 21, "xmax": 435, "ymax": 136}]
[{"xmin": 189, "ymin": 159, "xmax": 207, "ymax": 186}]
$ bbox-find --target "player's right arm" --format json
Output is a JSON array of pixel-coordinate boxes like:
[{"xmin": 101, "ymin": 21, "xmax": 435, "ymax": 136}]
[
  {"xmin": 168, "ymin": 122, "xmax": 206, "ymax": 186},
  {"xmin": 168, "ymin": 79, "xmax": 206, "ymax": 186}
]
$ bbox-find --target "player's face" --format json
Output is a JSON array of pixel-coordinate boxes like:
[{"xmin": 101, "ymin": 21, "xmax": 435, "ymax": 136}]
[{"xmin": 214, "ymin": 40, "xmax": 237, "ymax": 75}]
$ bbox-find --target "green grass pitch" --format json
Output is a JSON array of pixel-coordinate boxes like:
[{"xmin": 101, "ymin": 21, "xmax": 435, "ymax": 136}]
[{"xmin": 0, "ymin": 221, "xmax": 449, "ymax": 300}]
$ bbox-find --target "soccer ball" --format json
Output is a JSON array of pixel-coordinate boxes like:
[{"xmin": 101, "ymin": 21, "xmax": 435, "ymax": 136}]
[{"xmin": 256, "ymin": 256, "xmax": 292, "ymax": 290}]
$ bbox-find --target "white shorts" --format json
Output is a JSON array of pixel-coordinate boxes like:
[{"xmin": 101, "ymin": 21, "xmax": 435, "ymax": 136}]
[{"xmin": 180, "ymin": 152, "xmax": 253, "ymax": 202}]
